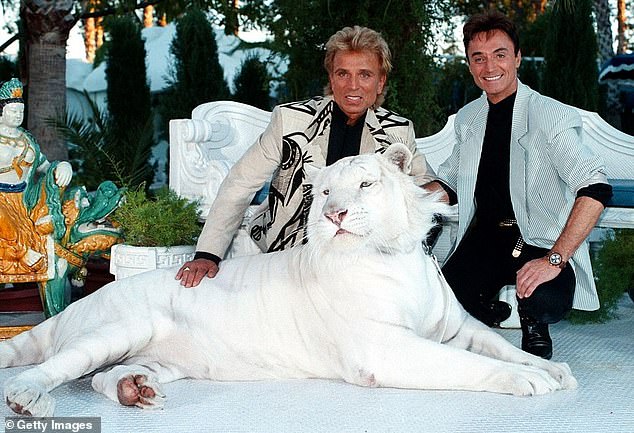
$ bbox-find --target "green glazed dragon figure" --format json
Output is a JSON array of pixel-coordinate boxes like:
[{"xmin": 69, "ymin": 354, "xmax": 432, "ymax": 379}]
[
  {"xmin": 0, "ymin": 78, "xmax": 124, "ymax": 317},
  {"xmin": 43, "ymin": 174, "xmax": 124, "ymax": 317},
  {"xmin": 0, "ymin": 164, "xmax": 123, "ymax": 317}
]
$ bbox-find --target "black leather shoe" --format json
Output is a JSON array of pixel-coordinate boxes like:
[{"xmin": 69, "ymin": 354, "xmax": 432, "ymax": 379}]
[
  {"xmin": 521, "ymin": 317, "xmax": 553, "ymax": 360},
  {"xmin": 476, "ymin": 301, "xmax": 512, "ymax": 327}
]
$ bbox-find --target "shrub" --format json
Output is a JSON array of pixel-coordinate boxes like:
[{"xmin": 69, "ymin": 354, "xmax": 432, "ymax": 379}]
[
  {"xmin": 112, "ymin": 187, "xmax": 201, "ymax": 247},
  {"xmin": 104, "ymin": 16, "xmax": 155, "ymax": 189},
  {"xmin": 568, "ymin": 229, "xmax": 634, "ymax": 323},
  {"xmin": 542, "ymin": 0, "xmax": 599, "ymax": 111},
  {"xmin": 159, "ymin": 8, "xmax": 229, "ymax": 139},
  {"xmin": 233, "ymin": 54, "xmax": 271, "ymax": 110}
]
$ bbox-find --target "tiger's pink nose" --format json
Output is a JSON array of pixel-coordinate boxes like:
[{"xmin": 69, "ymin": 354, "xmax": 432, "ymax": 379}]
[{"xmin": 325, "ymin": 209, "xmax": 348, "ymax": 226}]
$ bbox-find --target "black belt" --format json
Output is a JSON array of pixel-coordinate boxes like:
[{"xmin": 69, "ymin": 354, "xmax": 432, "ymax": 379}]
[{"xmin": 498, "ymin": 218, "xmax": 524, "ymax": 258}]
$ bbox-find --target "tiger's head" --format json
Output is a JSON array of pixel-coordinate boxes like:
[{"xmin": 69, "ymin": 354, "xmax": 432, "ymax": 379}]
[{"xmin": 307, "ymin": 143, "xmax": 449, "ymax": 256}]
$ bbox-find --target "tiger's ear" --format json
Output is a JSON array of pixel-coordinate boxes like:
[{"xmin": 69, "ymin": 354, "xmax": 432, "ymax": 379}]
[{"xmin": 383, "ymin": 143, "xmax": 413, "ymax": 174}]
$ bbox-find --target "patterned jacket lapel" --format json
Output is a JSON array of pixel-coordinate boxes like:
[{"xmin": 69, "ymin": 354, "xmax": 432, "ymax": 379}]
[
  {"xmin": 361, "ymin": 108, "xmax": 388, "ymax": 154},
  {"xmin": 303, "ymin": 98, "xmax": 333, "ymax": 164},
  {"xmin": 302, "ymin": 98, "xmax": 403, "ymax": 159}
]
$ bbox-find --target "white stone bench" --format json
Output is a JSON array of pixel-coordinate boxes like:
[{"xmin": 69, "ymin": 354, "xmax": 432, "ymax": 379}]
[
  {"xmin": 169, "ymin": 101, "xmax": 634, "ymax": 325},
  {"xmin": 170, "ymin": 100, "xmax": 634, "ymax": 237}
]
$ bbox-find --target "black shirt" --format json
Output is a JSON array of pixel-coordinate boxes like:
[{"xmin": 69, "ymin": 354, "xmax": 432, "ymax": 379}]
[
  {"xmin": 472, "ymin": 92, "xmax": 612, "ymax": 229},
  {"xmin": 326, "ymin": 103, "xmax": 366, "ymax": 166},
  {"xmin": 474, "ymin": 92, "xmax": 517, "ymax": 225}
]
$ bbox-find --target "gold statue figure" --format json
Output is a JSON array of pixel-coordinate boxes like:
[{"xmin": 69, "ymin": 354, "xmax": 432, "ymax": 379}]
[{"xmin": 0, "ymin": 78, "xmax": 123, "ymax": 316}]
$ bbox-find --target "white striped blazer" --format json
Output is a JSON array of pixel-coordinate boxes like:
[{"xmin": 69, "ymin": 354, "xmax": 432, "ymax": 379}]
[{"xmin": 438, "ymin": 81, "xmax": 609, "ymax": 311}]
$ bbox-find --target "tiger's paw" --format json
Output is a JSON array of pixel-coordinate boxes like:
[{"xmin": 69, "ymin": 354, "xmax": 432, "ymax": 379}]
[
  {"xmin": 117, "ymin": 374, "xmax": 165, "ymax": 409},
  {"xmin": 4, "ymin": 377, "xmax": 55, "ymax": 417}
]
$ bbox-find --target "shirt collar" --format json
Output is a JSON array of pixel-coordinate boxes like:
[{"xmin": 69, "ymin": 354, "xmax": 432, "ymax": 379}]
[
  {"xmin": 488, "ymin": 91, "xmax": 517, "ymax": 114},
  {"xmin": 332, "ymin": 102, "xmax": 367, "ymax": 128}
]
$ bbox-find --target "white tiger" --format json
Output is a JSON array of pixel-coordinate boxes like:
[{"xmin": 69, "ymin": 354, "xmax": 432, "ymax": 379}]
[{"xmin": 0, "ymin": 144, "xmax": 577, "ymax": 417}]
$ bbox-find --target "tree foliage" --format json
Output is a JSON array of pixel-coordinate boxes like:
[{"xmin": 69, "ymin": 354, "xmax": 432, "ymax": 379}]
[
  {"xmin": 568, "ymin": 229, "xmax": 634, "ymax": 323},
  {"xmin": 232, "ymin": 53, "xmax": 271, "ymax": 110},
  {"xmin": 104, "ymin": 15, "xmax": 154, "ymax": 188},
  {"xmin": 49, "ymin": 95, "xmax": 121, "ymax": 190},
  {"xmin": 434, "ymin": 59, "xmax": 480, "ymax": 118},
  {"xmin": 0, "ymin": 55, "xmax": 17, "ymax": 82},
  {"xmin": 542, "ymin": 0, "xmax": 599, "ymax": 111},
  {"xmin": 261, "ymin": 0, "xmax": 452, "ymax": 135},
  {"xmin": 158, "ymin": 7, "xmax": 229, "ymax": 138},
  {"xmin": 450, "ymin": 0, "xmax": 548, "ymax": 37},
  {"xmin": 106, "ymin": 16, "xmax": 151, "ymax": 135},
  {"xmin": 151, "ymin": 0, "xmax": 266, "ymax": 34}
]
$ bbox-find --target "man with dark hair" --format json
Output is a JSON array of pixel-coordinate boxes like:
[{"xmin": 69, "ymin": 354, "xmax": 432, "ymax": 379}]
[{"xmin": 438, "ymin": 10, "xmax": 612, "ymax": 359}]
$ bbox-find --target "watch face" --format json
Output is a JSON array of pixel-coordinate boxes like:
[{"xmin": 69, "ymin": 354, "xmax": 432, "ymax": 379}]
[{"xmin": 549, "ymin": 252, "xmax": 562, "ymax": 266}]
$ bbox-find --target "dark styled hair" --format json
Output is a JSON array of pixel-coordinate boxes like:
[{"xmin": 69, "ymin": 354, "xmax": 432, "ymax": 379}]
[{"xmin": 463, "ymin": 10, "xmax": 520, "ymax": 59}]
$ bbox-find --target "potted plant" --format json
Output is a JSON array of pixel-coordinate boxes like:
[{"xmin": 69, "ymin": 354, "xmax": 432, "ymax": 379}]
[{"xmin": 109, "ymin": 186, "xmax": 201, "ymax": 280}]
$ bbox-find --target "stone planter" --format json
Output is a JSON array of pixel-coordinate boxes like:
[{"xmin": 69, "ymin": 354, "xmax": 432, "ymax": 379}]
[{"xmin": 109, "ymin": 244, "xmax": 195, "ymax": 280}]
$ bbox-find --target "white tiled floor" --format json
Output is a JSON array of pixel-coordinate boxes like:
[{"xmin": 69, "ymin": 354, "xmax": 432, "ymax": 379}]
[{"xmin": 0, "ymin": 296, "xmax": 632, "ymax": 433}]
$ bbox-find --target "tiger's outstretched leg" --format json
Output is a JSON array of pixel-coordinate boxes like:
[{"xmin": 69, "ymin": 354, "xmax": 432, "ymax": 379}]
[
  {"xmin": 4, "ymin": 324, "xmax": 153, "ymax": 417},
  {"xmin": 91, "ymin": 362, "xmax": 185, "ymax": 409},
  {"xmin": 352, "ymin": 328, "xmax": 569, "ymax": 396},
  {"xmin": 443, "ymin": 315, "xmax": 577, "ymax": 390}
]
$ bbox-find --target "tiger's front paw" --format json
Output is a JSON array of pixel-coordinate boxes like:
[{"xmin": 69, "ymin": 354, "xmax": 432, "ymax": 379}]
[
  {"xmin": 4, "ymin": 377, "xmax": 55, "ymax": 417},
  {"xmin": 117, "ymin": 374, "xmax": 165, "ymax": 409},
  {"xmin": 546, "ymin": 361, "xmax": 578, "ymax": 390}
]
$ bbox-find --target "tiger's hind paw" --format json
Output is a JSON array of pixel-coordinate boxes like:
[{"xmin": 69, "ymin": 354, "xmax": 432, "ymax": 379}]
[{"xmin": 117, "ymin": 374, "xmax": 165, "ymax": 409}]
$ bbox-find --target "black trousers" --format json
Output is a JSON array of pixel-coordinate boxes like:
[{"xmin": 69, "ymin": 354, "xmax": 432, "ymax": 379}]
[{"xmin": 441, "ymin": 222, "xmax": 575, "ymax": 324}]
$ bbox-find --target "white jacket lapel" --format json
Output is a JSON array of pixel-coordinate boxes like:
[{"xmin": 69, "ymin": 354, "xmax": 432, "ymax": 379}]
[
  {"xmin": 509, "ymin": 81, "xmax": 531, "ymax": 229},
  {"xmin": 457, "ymin": 95, "xmax": 488, "ymax": 239}
]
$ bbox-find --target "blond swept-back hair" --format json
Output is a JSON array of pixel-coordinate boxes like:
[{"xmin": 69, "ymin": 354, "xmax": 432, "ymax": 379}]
[{"xmin": 323, "ymin": 26, "xmax": 392, "ymax": 107}]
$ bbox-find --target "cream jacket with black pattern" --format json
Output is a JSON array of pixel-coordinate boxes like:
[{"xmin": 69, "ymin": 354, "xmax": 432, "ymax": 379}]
[
  {"xmin": 437, "ymin": 81, "xmax": 609, "ymax": 311},
  {"xmin": 196, "ymin": 95, "xmax": 439, "ymax": 258}
]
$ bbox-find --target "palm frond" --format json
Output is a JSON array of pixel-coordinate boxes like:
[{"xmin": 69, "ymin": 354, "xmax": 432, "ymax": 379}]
[{"xmin": 47, "ymin": 91, "xmax": 156, "ymax": 190}]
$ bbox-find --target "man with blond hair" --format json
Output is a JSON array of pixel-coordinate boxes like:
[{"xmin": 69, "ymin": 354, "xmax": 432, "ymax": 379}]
[{"xmin": 177, "ymin": 26, "xmax": 447, "ymax": 287}]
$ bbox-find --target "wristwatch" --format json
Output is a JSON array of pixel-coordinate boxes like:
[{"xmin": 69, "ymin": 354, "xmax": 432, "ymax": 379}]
[{"xmin": 546, "ymin": 251, "xmax": 566, "ymax": 269}]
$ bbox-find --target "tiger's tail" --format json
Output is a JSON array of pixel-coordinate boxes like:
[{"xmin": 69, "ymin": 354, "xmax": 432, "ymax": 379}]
[{"xmin": 0, "ymin": 318, "xmax": 56, "ymax": 367}]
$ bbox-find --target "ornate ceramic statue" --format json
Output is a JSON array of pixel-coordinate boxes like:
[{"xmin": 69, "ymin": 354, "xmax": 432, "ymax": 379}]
[{"xmin": 0, "ymin": 78, "xmax": 123, "ymax": 316}]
